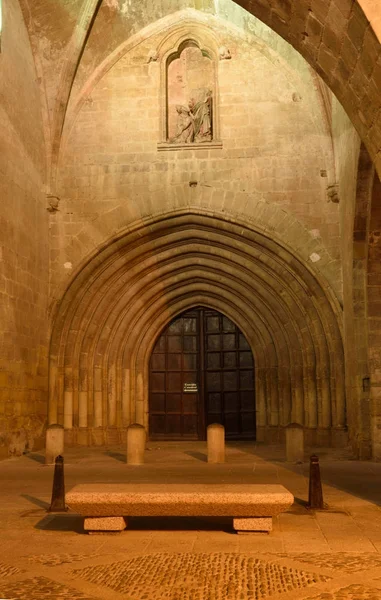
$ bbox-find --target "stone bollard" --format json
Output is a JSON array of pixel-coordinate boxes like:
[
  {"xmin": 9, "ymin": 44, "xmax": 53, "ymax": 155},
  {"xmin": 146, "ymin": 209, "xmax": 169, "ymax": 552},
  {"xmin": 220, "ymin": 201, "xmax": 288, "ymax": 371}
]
[
  {"xmin": 307, "ymin": 454, "xmax": 324, "ymax": 509},
  {"xmin": 286, "ymin": 422, "xmax": 304, "ymax": 463},
  {"xmin": 45, "ymin": 424, "xmax": 64, "ymax": 465},
  {"xmin": 207, "ymin": 423, "xmax": 225, "ymax": 463},
  {"xmin": 48, "ymin": 455, "xmax": 67, "ymax": 512},
  {"xmin": 126, "ymin": 423, "xmax": 146, "ymax": 465}
]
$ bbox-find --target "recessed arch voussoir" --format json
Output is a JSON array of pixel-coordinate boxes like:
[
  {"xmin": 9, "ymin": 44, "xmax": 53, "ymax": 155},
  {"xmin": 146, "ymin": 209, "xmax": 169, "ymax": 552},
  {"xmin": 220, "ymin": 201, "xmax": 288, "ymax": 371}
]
[{"xmin": 49, "ymin": 212, "xmax": 346, "ymax": 446}]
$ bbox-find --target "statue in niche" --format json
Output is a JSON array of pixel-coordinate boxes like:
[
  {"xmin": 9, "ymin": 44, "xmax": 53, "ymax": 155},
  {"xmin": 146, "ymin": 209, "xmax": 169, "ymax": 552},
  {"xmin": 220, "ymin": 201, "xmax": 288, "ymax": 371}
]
[
  {"xmin": 190, "ymin": 88, "xmax": 213, "ymax": 142},
  {"xmin": 167, "ymin": 43, "xmax": 214, "ymax": 144},
  {"xmin": 172, "ymin": 104, "xmax": 194, "ymax": 143},
  {"xmin": 171, "ymin": 88, "xmax": 212, "ymax": 144}
]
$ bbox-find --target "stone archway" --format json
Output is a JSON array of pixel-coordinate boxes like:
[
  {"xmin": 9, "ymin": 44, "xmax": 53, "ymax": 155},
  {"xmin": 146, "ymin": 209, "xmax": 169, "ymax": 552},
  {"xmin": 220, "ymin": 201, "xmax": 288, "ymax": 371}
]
[
  {"xmin": 217, "ymin": 0, "xmax": 381, "ymax": 174},
  {"xmin": 49, "ymin": 212, "xmax": 346, "ymax": 448}
]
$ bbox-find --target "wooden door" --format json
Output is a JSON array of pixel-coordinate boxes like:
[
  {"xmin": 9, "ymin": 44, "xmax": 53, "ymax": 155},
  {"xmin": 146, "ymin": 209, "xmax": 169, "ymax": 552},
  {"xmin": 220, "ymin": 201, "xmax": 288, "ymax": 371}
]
[
  {"xmin": 149, "ymin": 307, "xmax": 255, "ymax": 440},
  {"xmin": 149, "ymin": 310, "xmax": 201, "ymax": 439},
  {"xmin": 203, "ymin": 309, "xmax": 256, "ymax": 440}
]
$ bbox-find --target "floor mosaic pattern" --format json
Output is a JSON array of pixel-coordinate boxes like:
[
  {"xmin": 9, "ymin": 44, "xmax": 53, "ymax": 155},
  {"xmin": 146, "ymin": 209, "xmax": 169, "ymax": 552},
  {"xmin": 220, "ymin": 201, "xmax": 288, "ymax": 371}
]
[
  {"xmin": 278, "ymin": 553, "xmax": 381, "ymax": 572},
  {"xmin": 303, "ymin": 583, "xmax": 381, "ymax": 600},
  {"xmin": 0, "ymin": 561, "xmax": 23, "ymax": 578},
  {"xmin": 0, "ymin": 576, "xmax": 100, "ymax": 600},
  {"xmin": 26, "ymin": 553, "xmax": 97, "ymax": 567},
  {"xmin": 72, "ymin": 553, "xmax": 330, "ymax": 600}
]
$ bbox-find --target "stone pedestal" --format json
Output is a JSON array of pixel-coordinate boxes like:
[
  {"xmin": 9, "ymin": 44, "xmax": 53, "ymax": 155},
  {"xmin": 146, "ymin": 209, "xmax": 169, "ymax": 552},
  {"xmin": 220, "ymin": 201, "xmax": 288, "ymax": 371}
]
[
  {"xmin": 126, "ymin": 423, "xmax": 146, "ymax": 464},
  {"xmin": 84, "ymin": 516, "xmax": 127, "ymax": 533},
  {"xmin": 233, "ymin": 517, "xmax": 272, "ymax": 533},
  {"xmin": 207, "ymin": 423, "xmax": 225, "ymax": 463},
  {"xmin": 286, "ymin": 422, "xmax": 304, "ymax": 462},
  {"xmin": 45, "ymin": 424, "xmax": 64, "ymax": 465}
]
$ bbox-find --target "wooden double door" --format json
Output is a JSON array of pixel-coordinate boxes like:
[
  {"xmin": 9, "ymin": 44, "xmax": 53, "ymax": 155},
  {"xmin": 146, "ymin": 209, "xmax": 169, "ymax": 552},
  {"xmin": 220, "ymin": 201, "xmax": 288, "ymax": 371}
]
[{"xmin": 149, "ymin": 307, "xmax": 256, "ymax": 440}]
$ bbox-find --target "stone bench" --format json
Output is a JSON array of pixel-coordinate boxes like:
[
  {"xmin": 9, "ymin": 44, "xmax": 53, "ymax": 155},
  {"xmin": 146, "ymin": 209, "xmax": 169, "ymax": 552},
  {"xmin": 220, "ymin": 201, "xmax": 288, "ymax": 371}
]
[{"xmin": 66, "ymin": 483, "xmax": 294, "ymax": 534}]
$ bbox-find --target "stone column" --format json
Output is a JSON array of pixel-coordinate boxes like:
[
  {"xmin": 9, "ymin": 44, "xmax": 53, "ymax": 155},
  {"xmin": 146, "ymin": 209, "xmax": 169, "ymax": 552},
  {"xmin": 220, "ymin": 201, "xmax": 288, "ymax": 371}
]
[
  {"xmin": 286, "ymin": 422, "xmax": 304, "ymax": 462},
  {"xmin": 126, "ymin": 423, "xmax": 146, "ymax": 465},
  {"xmin": 207, "ymin": 423, "xmax": 225, "ymax": 463},
  {"xmin": 45, "ymin": 424, "xmax": 64, "ymax": 465}
]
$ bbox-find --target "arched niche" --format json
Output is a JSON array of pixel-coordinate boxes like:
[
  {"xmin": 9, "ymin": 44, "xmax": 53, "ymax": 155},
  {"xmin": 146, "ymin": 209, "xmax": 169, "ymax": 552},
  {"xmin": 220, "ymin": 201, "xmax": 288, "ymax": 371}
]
[
  {"xmin": 166, "ymin": 39, "xmax": 215, "ymax": 143},
  {"xmin": 157, "ymin": 31, "xmax": 222, "ymax": 149}
]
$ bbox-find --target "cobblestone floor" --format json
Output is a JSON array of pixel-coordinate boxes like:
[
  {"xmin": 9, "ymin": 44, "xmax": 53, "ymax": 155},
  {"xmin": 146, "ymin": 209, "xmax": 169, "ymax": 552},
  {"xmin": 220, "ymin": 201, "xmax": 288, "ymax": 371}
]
[
  {"xmin": 1, "ymin": 442, "xmax": 381, "ymax": 599},
  {"xmin": 303, "ymin": 585, "xmax": 381, "ymax": 600},
  {"xmin": 71, "ymin": 552, "xmax": 331, "ymax": 599}
]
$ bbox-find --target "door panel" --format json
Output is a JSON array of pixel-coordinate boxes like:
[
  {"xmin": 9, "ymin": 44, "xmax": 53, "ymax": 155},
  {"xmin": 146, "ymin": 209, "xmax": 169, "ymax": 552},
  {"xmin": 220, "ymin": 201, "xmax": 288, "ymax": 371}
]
[
  {"xmin": 149, "ymin": 310, "xmax": 200, "ymax": 439},
  {"xmin": 203, "ymin": 309, "xmax": 256, "ymax": 440},
  {"xmin": 149, "ymin": 307, "xmax": 256, "ymax": 440}
]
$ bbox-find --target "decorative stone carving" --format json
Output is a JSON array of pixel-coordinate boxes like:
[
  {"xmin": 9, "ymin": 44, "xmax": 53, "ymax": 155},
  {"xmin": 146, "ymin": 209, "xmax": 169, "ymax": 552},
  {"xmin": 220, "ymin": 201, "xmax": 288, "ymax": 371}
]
[
  {"xmin": 147, "ymin": 49, "xmax": 158, "ymax": 63},
  {"xmin": 47, "ymin": 194, "xmax": 60, "ymax": 212},
  {"xmin": 327, "ymin": 184, "xmax": 339, "ymax": 203},
  {"xmin": 172, "ymin": 104, "xmax": 194, "ymax": 143},
  {"xmin": 170, "ymin": 88, "xmax": 213, "ymax": 144},
  {"xmin": 166, "ymin": 42, "xmax": 215, "ymax": 144},
  {"xmin": 218, "ymin": 46, "xmax": 231, "ymax": 60}
]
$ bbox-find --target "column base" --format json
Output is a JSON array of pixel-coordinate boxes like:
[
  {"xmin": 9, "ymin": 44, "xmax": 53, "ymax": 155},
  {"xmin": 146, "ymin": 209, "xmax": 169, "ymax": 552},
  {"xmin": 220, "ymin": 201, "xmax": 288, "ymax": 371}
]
[{"xmin": 233, "ymin": 517, "xmax": 272, "ymax": 533}]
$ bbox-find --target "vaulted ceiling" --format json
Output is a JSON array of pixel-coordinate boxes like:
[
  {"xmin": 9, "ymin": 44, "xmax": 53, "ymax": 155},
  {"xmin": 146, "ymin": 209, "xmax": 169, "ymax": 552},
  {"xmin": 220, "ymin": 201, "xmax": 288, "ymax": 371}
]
[{"xmin": 18, "ymin": 0, "xmax": 381, "ymax": 186}]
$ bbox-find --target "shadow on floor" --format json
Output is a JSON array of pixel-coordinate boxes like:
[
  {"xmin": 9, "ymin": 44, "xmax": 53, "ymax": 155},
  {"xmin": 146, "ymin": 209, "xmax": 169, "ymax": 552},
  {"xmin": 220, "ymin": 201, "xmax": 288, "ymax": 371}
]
[
  {"xmin": 21, "ymin": 494, "xmax": 50, "ymax": 510},
  {"xmin": 34, "ymin": 515, "xmax": 235, "ymax": 534},
  {"xmin": 228, "ymin": 442, "xmax": 381, "ymax": 508},
  {"xmin": 126, "ymin": 516, "xmax": 234, "ymax": 533},
  {"xmin": 292, "ymin": 496, "xmax": 308, "ymax": 512},
  {"xmin": 24, "ymin": 452, "xmax": 45, "ymax": 464},
  {"xmin": 105, "ymin": 451, "xmax": 126, "ymax": 463},
  {"xmin": 35, "ymin": 514, "xmax": 84, "ymax": 533},
  {"xmin": 184, "ymin": 451, "xmax": 208, "ymax": 463}
]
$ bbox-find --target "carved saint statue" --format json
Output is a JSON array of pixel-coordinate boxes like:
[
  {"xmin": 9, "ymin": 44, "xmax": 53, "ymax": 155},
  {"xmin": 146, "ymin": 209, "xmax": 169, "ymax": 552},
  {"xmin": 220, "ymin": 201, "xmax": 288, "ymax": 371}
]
[
  {"xmin": 171, "ymin": 88, "xmax": 212, "ymax": 144},
  {"xmin": 172, "ymin": 104, "xmax": 194, "ymax": 143},
  {"xmin": 190, "ymin": 88, "xmax": 212, "ymax": 142}
]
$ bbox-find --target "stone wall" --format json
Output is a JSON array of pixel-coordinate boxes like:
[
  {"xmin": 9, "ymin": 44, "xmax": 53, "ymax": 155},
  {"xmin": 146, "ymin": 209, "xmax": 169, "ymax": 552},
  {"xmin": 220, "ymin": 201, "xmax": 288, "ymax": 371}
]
[
  {"xmin": 49, "ymin": 213, "xmax": 346, "ymax": 447},
  {"xmin": 331, "ymin": 98, "xmax": 366, "ymax": 457},
  {"xmin": 0, "ymin": 1, "xmax": 49, "ymax": 456},
  {"xmin": 0, "ymin": 0, "xmax": 379, "ymax": 455},
  {"xmin": 52, "ymin": 14, "xmax": 341, "ymax": 303},
  {"xmin": 369, "ymin": 174, "xmax": 381, "ymax": 459},
  {"xmin": 49, "ymin": 14, "xmax": 347, "ymax": 446}
]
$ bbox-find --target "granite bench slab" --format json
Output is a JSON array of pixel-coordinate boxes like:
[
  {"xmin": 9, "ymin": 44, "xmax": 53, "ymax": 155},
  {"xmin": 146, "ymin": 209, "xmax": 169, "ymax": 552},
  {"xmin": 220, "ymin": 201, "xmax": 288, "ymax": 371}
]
[{"xmin": 66, "ymin": 483, "xmax": 294, "ymax": 534}]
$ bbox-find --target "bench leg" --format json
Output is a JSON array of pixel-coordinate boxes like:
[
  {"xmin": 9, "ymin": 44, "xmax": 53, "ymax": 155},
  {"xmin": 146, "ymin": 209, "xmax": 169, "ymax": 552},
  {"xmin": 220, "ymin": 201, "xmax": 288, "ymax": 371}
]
[
  {"xmin": 84, "ymin": 516, "xmax": 127, "ymax": 534},
  {"xmin": 233, "ymin": 517, "xmax": 272, "ymax": 534}
]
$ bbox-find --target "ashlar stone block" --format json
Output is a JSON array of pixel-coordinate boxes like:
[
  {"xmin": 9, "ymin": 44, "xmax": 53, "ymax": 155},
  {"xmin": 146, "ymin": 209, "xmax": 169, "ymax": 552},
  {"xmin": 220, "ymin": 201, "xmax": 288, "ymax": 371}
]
[
  {"xmin": 84, "ymin": 516, "xmax": 127, "ymax": 532},
  {"xmin": 233, "ymin": 517, "xmax": 272, "ymax": 533}
]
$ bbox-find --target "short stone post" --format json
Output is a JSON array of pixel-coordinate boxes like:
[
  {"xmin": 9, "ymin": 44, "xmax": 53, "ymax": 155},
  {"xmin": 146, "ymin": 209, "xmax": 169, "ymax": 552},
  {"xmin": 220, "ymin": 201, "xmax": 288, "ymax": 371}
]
[
  {"xmin": 48, "ymin": 455, "xmax": 67, "ymax": 512},
  {"xmin": 307, "ymin": 454, "xmax": 324, "ymax": 509},
  {"xmin": 286, "ymin": 422, "xmax": 304, "ymax": 463},
  {"xmin": 45, "ymin": 424, "xmax": 64, "ymax": 465},
  {"xmin": 207, "ymin": 423, "xmax": 225, "ymax": 463},
  {"xmin": 126, "ymin": 423, "xmax": 146, "ymax": 465}
]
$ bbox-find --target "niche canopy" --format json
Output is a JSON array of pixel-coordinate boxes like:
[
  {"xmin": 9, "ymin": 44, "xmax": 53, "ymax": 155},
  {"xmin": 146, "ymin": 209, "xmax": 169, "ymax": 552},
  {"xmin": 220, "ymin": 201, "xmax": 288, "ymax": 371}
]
[{"xmin": 158, "ymin": 36, "xmax": 222, "ymax": 150}]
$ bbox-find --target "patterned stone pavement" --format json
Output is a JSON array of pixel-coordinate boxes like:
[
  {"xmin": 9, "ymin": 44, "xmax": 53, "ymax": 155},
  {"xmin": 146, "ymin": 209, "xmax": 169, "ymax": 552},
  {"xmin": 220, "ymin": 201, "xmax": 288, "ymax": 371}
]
[
  {"xmin": 1, "ymin": 551, "xmax": 381, "ymax": 600},
  {"xmin": 72, "ymin": 553, "xmax": 330, "ymax": 599},
  {"xmin": 303, "ymin": 584, "xmax": 381, "ymax": 600},
  {"xmin": 0, "ymin": 561, "xmax": 24, "ymax": 578},
  {"xmin": 271, "ymin": 553, "xmax": 381, "ymax": 573},
  {"xmin": 0, "ymin": 576, "xmax": 100, "ymax": 600},
  {"xmin": 2, "ymin": 444, "xmax": 381, "ymax": 599},
  {"xmin": 25, "ymin": 553, "xmax": 98, "ymax": 567}
]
